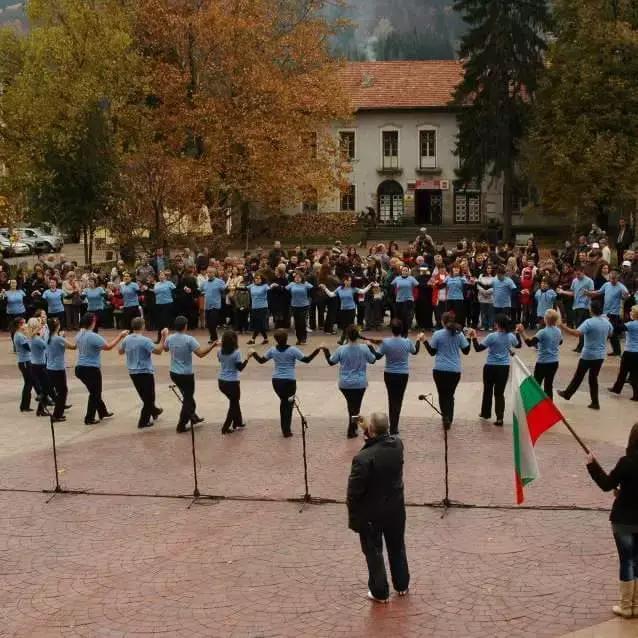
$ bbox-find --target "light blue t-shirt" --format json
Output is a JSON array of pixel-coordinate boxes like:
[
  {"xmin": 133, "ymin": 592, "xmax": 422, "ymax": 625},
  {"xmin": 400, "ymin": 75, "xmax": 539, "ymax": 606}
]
[
  {"xmin": 579, "ymin": 316, "xmax": 613, "ymax": 360},
  {"xmin": 493, "ymin": 277, "xmax": 517, "ymax": 308},
  {"xmin": 248, "ymin": 284, "xmax": 270, "ymax": 310},
  {"xmin": 571, "ymin": 276, "xmax": 594, "ymax": 310},
  {"xmin": 218, "ymin": 349, "xmax": 242, "ymax": 382},
  {"xmin": 46, "ymin": 335, "xmax": 66, "ymax": 371},
  {"xmin": 535, "ymin": 289, "xmax": 557, "ymax": 318},
  {"xmin": 14, "ymin": 332, "xmax": 31, "ymax": 363},
  {"xmin": 535, "ymin": 326, "xmax": 562, "ymax": 364},
  {"xmin": 431, "ymin": 329, "xmax": 469, "ymax": 373},
  {"xmin": 286, "ymin": 282, "xmax": 313, "ymax": 308},
  {"xmin": 624, "ymin": 321, "xmax": 638, "ymax": 353},
  {"xmin": 393, "ymin": 276, "xmax": 419, "ymax": 303},
  {"xmin": 76, "ymin": 330, "xmax": 107, "ymax": 367},
  {"xmin": 482, "ymin": 332, "xmax": 518, "ymax": 366},
  {"xmin": 600, "ymin": 282, "xmax": 628, "ymax": 316},
  {"xmin": 445, "ymin": 276, "xmax": 467, "ymax": 301},
  {"xmin": 378, "ymin": 337, "xmax": 416, "ymax": 375},
  {"xmin": 329, "ymin": 343, "xmax": 376, "ymax": 389},
  {"xmin": 154, "ymin": 281, "xmax": 176, "ymax": 305},
  {"xmin": 121, "ymin": 333, "xmax": 155, "ymax": 374},
  {"xmin": 265, "ymin": 346, "xmax": 305, "ymax": 380},
  {"xmin": 120, "ymin": 282, "xmax": 141, "ymax": 308},
  {"xmin": 200, "ymin": 278, "xmax": 227, "ymax": 310},
  {"xmin": 42, "ymin": 289, "xmax": 64, "ymax": 314},
  {"xmin": 84, "ymin": 287, "xmax": 106, "ymax": 312},
  {"xmin": 30, "ymin": 335, "xmax": 47, "ymax": 365},
  {"xmin": 166, "ymin": 333, "xmax": 200, "ymax": 375},
  {"xmin": 5, "ymin": 290, "xmax": 26, "ymax": 315},
  {"xmin": 335, "ymin": 287, "xmax": 357, "ymax": 311}
]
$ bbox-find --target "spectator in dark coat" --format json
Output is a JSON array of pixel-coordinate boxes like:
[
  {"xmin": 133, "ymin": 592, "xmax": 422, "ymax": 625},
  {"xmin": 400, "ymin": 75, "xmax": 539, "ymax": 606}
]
[
  {"xmin": 617, "ymin": 218, "xmax": 635, "ymax": 265},
  {"xmin": 347, "ymin": 412, "xmax": 409, "ymax": 604}
]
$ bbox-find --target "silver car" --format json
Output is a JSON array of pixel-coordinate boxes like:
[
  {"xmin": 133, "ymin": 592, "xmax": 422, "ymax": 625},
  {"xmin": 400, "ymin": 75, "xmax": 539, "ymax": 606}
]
[
  {"xmin": 0, "ymin": 234, "xmax": 31, "ymax": 256},
  {"xmin": 16, "ymin": 227, "xmax": 64, "ymax": 252}
]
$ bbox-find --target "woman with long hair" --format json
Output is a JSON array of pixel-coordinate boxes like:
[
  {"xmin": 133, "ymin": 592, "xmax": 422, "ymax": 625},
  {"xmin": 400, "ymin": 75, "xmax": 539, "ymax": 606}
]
[
  {"xmin": 217, "ymin": 329, "xmax": 250, "ymax": 434},
  {"xmin": 320, "ymin": 275, "xmax": 372, "ymax": 345},
  {"xmin": 46, "ymin": 317, "xmax": 77, "ymax": 422},
  {"xmin": 4, "ymin": 280, "xmax": 26, "ymax": 342},
  {"xmin": 152, "ymin": 270, "xmax": 177, "ymax": 343},
  {"xmin": 82, "ymin": 276, "xmax": 109, "ymax": 332},
  {"xmin": 75, "ymin": 313, "xmax": 128, "ymax": 425},
  {"xmin": 516, "ymin": 309, "xmax": 563, "ymax": 400},
  {"xmin": 26, "ymin": 317, "xmax": 51, "ymax": 416},
  {"xmin": 246, "ymin": 273, "xmax": 273, "ymax": 345},
  {"xmin": 391, "ymin": 266, "xmax": 419, "ymax": 337},
  {"xmin": 609, "ymin": 305, "xmax": 638, "ymax": 401},
  {"xmin": 469, "ymin": 314, "xmax": 522, "ymax": 426},
  {"xmin": 323, "ymin": 324, "xmax": 377, "ymax": 438},
  {"xmin": 13, "ymin": 317, "xmax": 34, "ymax": 412},
  {"xmin": 422, "ymin": 312, "xmax": 471, "ymax": 429},
  {"xmin": 367, "ymin": 319, "xmax": 422, "ymax": 435},
  {"xmin": 279, "ymin": 272, "xmax": 313, "ymax": 345},
  {"xmin": 586, "ymin": 423, "xmax": 638, "ymax": 618},
  {"xmin": 250, "ymin": 329, "xmax": 321, "ymax": 437}
]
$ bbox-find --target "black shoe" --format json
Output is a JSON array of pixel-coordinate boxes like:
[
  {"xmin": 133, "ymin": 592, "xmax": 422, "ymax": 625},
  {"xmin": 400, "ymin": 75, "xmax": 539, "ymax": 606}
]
[
  {"xmin": 246, "ymin": 340, "xmax": 256, "ymax": 345},
  {"xmin": 64, "ymin": 404, "xmax": 72, "ymax": 410},
  {"xmin": 176, "ymin": 423, "xmax": 190, "ymax": 433},
  {"xmin": 85, "ymin": 419, "xmax": 99, "ymax": 425},
  {"xmin": 557, "ymin": 390, "xmax": 570, "ymax": 401},
  {"xmin": 36, "ymin": 410, "xmax": 47, "ymax": 417},
  {"xmin": 572, "ymin": 348, "xmax": 582, "ymax": 353},
  {"xmin": 102, "ymin": 412, "xmax": 114, "ymax": 419},
  {"xmin": 235, "ymin": 422, "xmax": 246, "ymax": 429},
  {"xmin": 190, "ymin": 415, "xmax": 204, "ymax": 426},
  {"xmin": 52, "ymin": 416, "xmax": 66, "ymax": 423},
  {"xmin": 152, "ymin": 408, "xmax": 163, "ymax": 419},
  {"xmin": 20, "ymin": 407, "xmax": 34, "ymax": 413},
  {"xmin": 608, "ymin": 387, "xmax": 621, "ymax": 395},
  {"xmin": 138, "ymin": 421, "xmax": 154, "ymax": 429},
  {"xmin": 347, "ymin": 429, "xmax": 358, "ymax": 439},
  {"xmin": 631, "ymin": 397, "xmax": 638, "ymax": 402},
  {"xmin": 221, "ymin": 425, "xmax": 233, "ymax": 435},
  {"xmin": 283, "ymin": 432, "xmax": 293, "ymax": 438},
  {"xmin": 587, "ymin": 403, "xmax": 600, "ymax": 411},
  {"xmin": 479, "ymin": 414, "xmax": 490, "ymax": 421},
  {"xmin": 494, "ymin": 420, "xmax": 504, "ymax": 427}
]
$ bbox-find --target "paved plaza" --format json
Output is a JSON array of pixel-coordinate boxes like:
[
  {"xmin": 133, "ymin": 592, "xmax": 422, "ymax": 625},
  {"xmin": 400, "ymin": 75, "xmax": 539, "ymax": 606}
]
[{"xmin": 1, "ymin": 328, "xmax": 637, "ymax": 637}]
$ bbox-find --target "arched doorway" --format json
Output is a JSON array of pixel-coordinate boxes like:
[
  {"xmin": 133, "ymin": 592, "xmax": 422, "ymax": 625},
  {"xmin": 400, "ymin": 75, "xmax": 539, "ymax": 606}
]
[{"xmin": 377, "ymin": 180, "xmax": 404, "ymax": 223}]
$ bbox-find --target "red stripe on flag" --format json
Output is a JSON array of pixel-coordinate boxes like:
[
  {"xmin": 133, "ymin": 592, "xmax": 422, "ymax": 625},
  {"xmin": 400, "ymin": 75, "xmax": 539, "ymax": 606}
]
[
  {"xmin": 527, "ymin": 398, "xmax": 563, "ymax": 445},
  {"xmin": 515, "ymin": 472, "xmax": 524, "ymax": 505}
]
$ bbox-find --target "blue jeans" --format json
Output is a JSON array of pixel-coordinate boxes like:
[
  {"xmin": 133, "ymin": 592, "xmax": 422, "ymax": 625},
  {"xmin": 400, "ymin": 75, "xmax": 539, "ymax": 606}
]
[{"xmin": 613, "ymin": 525, "xmax": 638, "ymax": 581}]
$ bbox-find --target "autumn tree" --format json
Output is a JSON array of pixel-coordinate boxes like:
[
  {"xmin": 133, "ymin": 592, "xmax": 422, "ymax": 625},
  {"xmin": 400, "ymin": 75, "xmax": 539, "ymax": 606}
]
[
  {"xmin": 453, "ymin": 0, "xmax": 551, "ymax": 240},
  {"xmin": 525, "ymin": 0, "xmax": 638, "ymax": 228},
  {"xmin": 134, "ymin": 0, "xmax": 352, "ymax": 236}
]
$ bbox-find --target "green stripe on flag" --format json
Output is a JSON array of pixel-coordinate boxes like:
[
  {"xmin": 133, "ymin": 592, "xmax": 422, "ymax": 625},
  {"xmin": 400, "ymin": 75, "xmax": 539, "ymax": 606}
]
[{"xmin": 519, "ymin": 376, "xmax": 547, "ymax": 414}]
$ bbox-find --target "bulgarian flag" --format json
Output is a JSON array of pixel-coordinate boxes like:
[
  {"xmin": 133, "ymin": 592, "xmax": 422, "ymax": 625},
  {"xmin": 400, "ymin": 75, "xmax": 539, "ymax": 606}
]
[{"xmin": 511, "ymin": 356, "xmax": 564, "ymax": 504}]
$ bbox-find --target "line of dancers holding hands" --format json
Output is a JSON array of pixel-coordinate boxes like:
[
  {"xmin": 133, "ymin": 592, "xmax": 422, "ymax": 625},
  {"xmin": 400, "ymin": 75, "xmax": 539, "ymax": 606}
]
[{"xmin": 11, "ymin": 299, "xmax": 638, "ymax": 436}]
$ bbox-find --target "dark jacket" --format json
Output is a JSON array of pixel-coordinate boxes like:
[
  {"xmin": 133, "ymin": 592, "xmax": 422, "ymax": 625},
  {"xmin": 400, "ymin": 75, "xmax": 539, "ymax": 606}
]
[
  {"xmin": 347, "ymin": 434, "xmax": 405, "ymax": 532},
  {"xmin": 587, "ymin": 454, "xmax": 638, "ymax": 525}
]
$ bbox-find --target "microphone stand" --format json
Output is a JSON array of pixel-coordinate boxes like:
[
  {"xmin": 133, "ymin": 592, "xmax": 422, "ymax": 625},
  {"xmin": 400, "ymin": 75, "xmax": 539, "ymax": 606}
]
[
  {"xmin": 43, "ymin": 405, "xmax": 64, "ymax": 503},
  {"xmin": 290, "ymin": 396, "xmax": 318, "ymax": 512},
  {"xmin": 419, "ymin": 393, "xmax": 452, "ymax": 518},
  {"xmin": 169, "ymin": 384, "xmax": 201, "ymax": 508}
]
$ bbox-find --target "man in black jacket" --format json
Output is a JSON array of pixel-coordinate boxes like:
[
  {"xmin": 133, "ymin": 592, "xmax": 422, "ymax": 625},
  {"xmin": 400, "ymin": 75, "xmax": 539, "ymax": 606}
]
[
  {"xmin": 616, "ymin": 218, "xmax": 635, "ymax": 265},
  {"xmin": 347, "ymin": 413, "xmax": 409, "ymax": 603}
]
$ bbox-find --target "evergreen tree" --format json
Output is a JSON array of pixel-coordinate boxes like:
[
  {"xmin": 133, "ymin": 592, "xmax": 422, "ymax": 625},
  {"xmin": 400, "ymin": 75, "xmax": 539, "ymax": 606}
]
[
  {"xmin": 525, "ymin": 0, "xmax": 638, "ymax": 227},
  {"xmin": 453, "ymin": 0, "xmax": 551, "ymax": 239}
]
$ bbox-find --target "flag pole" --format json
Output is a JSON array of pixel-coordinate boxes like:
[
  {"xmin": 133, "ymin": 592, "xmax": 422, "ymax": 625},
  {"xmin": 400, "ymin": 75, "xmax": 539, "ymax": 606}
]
[{"xmin": 512, "ymin": 355, "xmax": 590, "ymax": 455}]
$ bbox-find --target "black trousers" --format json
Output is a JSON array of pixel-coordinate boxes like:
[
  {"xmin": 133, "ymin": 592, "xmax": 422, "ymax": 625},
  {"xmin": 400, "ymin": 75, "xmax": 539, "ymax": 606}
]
[
  {"xmin": 272, "ymin": 378, "xmax": 296, "ymax": 435},
  {"xmin": 18, "ymin": 361, "xmax": 33, "ymax": 411},
  {"xmin": 170, "ymin": 372, "xmax": 197, "ymax": 426},
  {"xmin": 608, "ymin": 314, "xmax": 623, "ymax": 355},
  {"xmin": 218, "ymin": 380, "xmax": 243, "ymax": 431},
  {"xmin": 122, "ymin": 306, "xmax": 141, "ymax": 330},
  {"xmin": 338, "ymin": 308, "xmax": 356, "ymax": 343},
  {"xmin": 384, "ymin": 372, "xmax": 409, "ymax": 434},
  {"xmin": 447, "ymin": 299, "xmax": 466, "ymax": 327},
  {"xmin": 31, "ymin": 363, "xmax": 51, "ymax": 414},
  {"xmin": 206, "ymin": 308, "xmax": 220, "ymax": 342},
  {"xmin": 155, "ymin": 303, "xmax": 174, "ymax": 341},
  {"xmin": 563, "ymin": 358, "xmax": 604, "ymax": 406},
  {"xmin": 292, "ymin": 307, "xmax": 308, "ymax": 343},
  {"xmin": 534, "ymin": 361, "xmax": 559, "ymax": 401},
  {"xmin": 47, "ymin": 369, "xmax": 68, "ymax": 418},
  {"xmin": 480, "ymin": 364, "xmax": 510, "ymax": 421},
  {"xmin": 250, "ymin": 308, "xmax": 269, "ymax": 340},
  {"xmin": 433, "ymin": 369, "xmax": 461, "ymax": 424},
  {"xmin": 493, "ymin": 307, "xmax": 512, "ymax": 321},
  {"xmin": 573, "ymin": 308, "xmax": 589, "ymax": 351},
  {"xmin": 395, "ymin": 301, "xmax": 414, "ymax": 337},
  {"xmin": 75, "ymin": 366, "xmax": 108, "ymax": 422},
  {"xmin": 611, "ymin": 351, "xmax": 638, "ymax": 399},
  {"xmin": 130, "ymin": 373, "xmax": 158, "ymax": 427},
  {"xmin": 359, "ymin": 510, "xmax": 410, "ymax": 600},
  {"xmin": 322, "ymin": 297, "xmax": 338, "ymax": 333},
  {"xmin": 340, "ymin": 387, "xmax": 366, "ymax": 435}
]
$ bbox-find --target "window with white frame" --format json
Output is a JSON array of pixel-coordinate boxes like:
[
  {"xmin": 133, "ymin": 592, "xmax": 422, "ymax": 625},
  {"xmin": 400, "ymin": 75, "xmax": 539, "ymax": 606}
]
[
  {"xmin": 340, "ymin": 184, "xmax": 356, "ymax": 212},
  {"xmin": 339, "ymin": 131, "xmax": 356, "ymax": 161},
  {"xmin": 382, "ymin": 130, "xmax": 399, "ymax": 169},
  {"xmin": 419, "ymin": 129, "xmax": 437, "ymax": 169}
]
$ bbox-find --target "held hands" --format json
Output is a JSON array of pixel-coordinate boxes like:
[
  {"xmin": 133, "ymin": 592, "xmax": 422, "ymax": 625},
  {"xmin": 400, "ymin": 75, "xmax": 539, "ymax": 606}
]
[
  {"xmin": 184, "ymin": 287, "xmax": 192, "ymax": 294},
  {"xmin": 248, "ymin": 348, "xmax": 256, "ymax": 356},
  {"xmin": 515, "ymin": 324, "xmax": 525, "ymax": 334},
  {"xmin": 161, "ymin": 328, "xmax": 170, "ymax": 338},
  {"xmin": 417, "ymin": 332, "xmax": 426, "ymax": 342},
  {"xmin": 119, "ymin": 330, "xmax": 130, "ymax": 338},
  {"xmin": 467, "ymin": 328, "xmax": 477, "ymax": 339}
]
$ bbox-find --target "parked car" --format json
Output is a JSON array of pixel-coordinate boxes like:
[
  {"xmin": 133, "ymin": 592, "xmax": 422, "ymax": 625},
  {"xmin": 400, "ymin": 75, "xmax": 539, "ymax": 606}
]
[
  {"xmin": 15, "ymin": 227, "xmax": 64, "ymax": 252},
  {"xmin": 0, "ymin": 234, "xmax": 31, "ymax": 257}
]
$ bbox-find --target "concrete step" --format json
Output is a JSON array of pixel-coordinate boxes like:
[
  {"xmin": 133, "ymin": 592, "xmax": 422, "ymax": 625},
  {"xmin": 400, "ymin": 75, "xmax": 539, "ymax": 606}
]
[{"xmin": 366, "ymin": 225, "xmax": 485, "ymax": 244}]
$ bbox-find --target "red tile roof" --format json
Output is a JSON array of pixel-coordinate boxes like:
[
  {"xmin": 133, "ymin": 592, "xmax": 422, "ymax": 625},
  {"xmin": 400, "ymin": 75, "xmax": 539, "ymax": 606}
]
[{"xmin": 340, "ymin": 61, "xmax": 463, "ymax": 111}]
